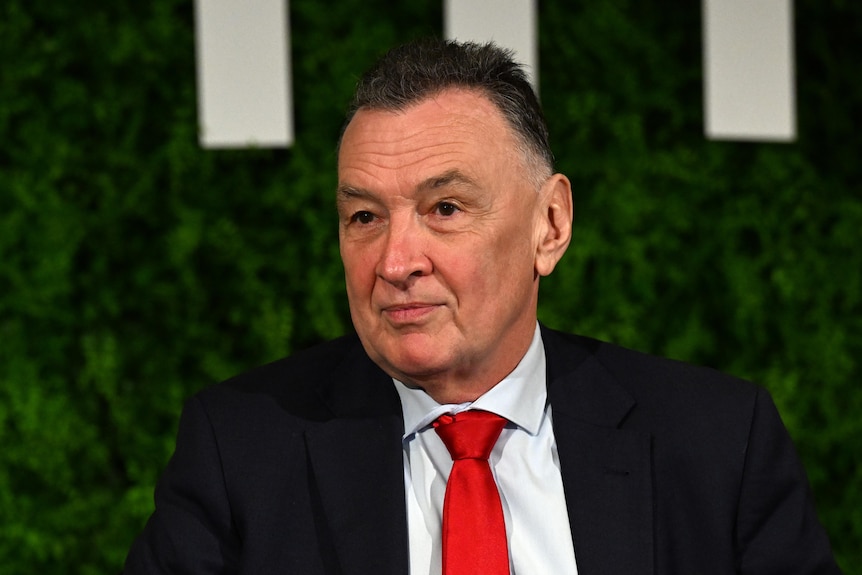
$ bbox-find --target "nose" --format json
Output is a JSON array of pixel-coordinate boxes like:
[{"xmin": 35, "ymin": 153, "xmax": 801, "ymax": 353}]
[{"xmin": 376, "ymin": 215, "xmax": 432, "ymax": 287}]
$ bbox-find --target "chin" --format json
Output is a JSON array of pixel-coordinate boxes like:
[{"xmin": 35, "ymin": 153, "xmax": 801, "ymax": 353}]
[
  {"xmin": 360, "ymin": 329, "xmax": 458, "ymax": 380},
  {"xmin": 381, "ymin": 346, "xmax": 452, "ymax": 382}
]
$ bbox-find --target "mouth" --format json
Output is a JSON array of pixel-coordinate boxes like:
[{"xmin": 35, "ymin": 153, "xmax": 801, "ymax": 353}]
[{"xmin": 381, "ymin": 303, "xmax": 441, "ymax": 324}]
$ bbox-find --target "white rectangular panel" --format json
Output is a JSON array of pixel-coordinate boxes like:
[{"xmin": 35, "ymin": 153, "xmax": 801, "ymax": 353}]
[
  {"xmin": 444, "ymin": 0, "xmax": 538, "ymax": 92},
  {"xmin": 703, "ymin": 0, "xmax": 795, "ymax": 141},
  {"xmin": 194, "ymin": 0, "xmax": 293, "ymax": 148}
]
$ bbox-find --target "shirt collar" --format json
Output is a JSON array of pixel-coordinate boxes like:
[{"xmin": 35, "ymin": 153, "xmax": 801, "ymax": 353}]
[{"xmin": 394, "ymin": 323, "xmax": 547, "ymax": 439}]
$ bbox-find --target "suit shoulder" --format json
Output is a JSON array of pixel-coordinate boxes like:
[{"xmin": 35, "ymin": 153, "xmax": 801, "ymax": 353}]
[
  {"xmin": 225, "ymin": 333, "xmax": 366, "ymax": 389},
  {"xmin": 193, "ymin": 333, "xmax": 375, "ymax": 423},
  {"xmin": 543, "ymin": 326, "xmax": 760, "ymax": 410}
]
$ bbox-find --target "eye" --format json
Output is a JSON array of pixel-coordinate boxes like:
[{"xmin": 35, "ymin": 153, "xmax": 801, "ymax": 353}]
[
  {"xmin": 351, "ymin": 211, "xmax": 376, "ymax": 224},
  {"xmin": 435, "ymin": 202, "xmax": 460, "ymax": 217}
]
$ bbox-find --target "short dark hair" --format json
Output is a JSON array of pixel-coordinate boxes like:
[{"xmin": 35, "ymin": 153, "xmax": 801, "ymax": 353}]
[{"xmin": 341, "ymin": 38, "xmax": 554, "ymax": 178}]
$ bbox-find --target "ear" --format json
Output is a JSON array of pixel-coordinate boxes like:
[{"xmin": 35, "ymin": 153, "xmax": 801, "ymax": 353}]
[{"xmin": 535, "ymin": 173, "xmax": 573, "ymax": 277}]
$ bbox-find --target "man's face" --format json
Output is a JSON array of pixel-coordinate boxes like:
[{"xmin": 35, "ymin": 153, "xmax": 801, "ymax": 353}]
[{"xmin": 337, "ymin": 89, "xmax": 568, "ymax": 403}]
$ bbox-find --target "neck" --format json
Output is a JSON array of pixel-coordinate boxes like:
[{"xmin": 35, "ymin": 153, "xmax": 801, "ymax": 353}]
[{"xmin": 400, "ymin": 332, "xmax": 537, "ymax": 405}]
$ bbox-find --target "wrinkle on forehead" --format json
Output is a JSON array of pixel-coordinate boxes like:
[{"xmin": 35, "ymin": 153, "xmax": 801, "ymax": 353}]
[{"xmin": 337, "ymin": 90, "xmax": 538, "ymax": 201}]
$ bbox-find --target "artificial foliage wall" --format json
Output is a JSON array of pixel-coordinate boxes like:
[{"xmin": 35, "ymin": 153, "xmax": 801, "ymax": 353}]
[{"xmin": 1, "ymin": 1, "xmax": 859, "ymax": 572}]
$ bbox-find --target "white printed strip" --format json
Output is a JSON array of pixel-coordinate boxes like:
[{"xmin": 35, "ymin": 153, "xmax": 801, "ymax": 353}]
[
  {"xmin": 194, "ymin": 0, "xmax": 294, "ymax": 148},
  {"xmin": 703, "ymin": 0, "xmax": 796, "ymax": 141}
]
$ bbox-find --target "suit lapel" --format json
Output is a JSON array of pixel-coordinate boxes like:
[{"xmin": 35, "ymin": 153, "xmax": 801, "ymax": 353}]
[
  {"xmin": 543, "ymin": 327, "xmax": 655, "ymax": 575},
  {"xmin": 304, "ymin": 340, "xmax": 409, "ymax": 575},
  {"xmin": 306, "ymin": 414, "xmax": 407, "ymax": 575}
]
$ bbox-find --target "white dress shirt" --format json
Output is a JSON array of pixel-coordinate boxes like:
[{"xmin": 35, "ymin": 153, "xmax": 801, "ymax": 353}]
[{"xmin": 394, "ymin": 324, "xmax": 579, "ymax": 575}]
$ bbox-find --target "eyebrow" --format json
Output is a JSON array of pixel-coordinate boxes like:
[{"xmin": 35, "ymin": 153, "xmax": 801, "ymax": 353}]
[
  {"xmin": 335, "ymin": 185, "xmax": 372, "ymax": 215},
  {"xmin": 417, "ymin": 169, "xmax": 477, "ymax": 192},
  {"xmin": 336, "ymin": 184, "xmax": 370, "ymax": 200},
  {"xmin": 335, "ymin": 169, "xmax": 478, "ymax": 206}
]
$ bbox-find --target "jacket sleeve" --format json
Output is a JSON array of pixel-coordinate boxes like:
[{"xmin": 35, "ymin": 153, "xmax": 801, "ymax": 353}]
[
  {"xmin": 124, "ymin": 396, "xmax": 241, "ymax": 575},
  {"xmin": 735, "ymin": 387, "xmax": 842, "ymax": 574}
]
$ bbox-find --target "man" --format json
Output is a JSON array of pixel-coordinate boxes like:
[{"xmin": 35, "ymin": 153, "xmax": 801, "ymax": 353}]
[{"xmin": 125, "ymin": 38, "xmax": 841, "ymax": 574}]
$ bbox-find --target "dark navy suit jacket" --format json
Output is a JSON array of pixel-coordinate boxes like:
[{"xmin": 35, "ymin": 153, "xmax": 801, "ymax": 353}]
[{"xmin": 125, "ymin": 326, "xmax": 841, "ymax": 574}]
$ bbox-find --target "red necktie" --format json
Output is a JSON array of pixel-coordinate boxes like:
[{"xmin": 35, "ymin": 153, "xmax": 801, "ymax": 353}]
[{"xmin": 433, "ymin": 410, "xmax": 510, "ymax": 575}]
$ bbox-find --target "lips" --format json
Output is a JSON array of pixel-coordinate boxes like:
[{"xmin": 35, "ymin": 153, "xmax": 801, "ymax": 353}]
[{"xmin": 381, "ymin": 302, "xmax": 441, "ymax": 324}]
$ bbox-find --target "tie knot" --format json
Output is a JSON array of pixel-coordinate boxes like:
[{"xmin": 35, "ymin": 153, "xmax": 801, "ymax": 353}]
[{"xmin": 433, "ymin": 410, "xmax": 507, "ymax": 461}]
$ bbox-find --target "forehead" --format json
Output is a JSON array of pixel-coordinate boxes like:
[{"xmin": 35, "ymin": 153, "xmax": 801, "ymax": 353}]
[{"xmin": 337, "ymin": 90, "xmax": 521, "ymax": 184}]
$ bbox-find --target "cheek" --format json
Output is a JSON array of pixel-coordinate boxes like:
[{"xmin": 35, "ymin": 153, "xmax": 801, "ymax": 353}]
[
  {"xmin": 342, "ymin": 247, "xmax": 376, "ymax": 297},
  {"xmin": 438, "ymin": 244, "xmax": 502, "ymax": 308},
  {"xmin": 476, "ymin": 229, "xmax": 538, "ymax": 298}
]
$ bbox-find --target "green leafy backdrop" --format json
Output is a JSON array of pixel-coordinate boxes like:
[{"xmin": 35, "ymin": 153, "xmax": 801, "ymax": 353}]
[{"xmin": 1, "ymin": 1, "xmax": 859, "ymax": 572}]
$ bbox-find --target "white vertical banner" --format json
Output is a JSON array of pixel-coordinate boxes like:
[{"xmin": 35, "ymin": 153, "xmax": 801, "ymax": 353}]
[
  {"xmin": 444, "ymin": 0, "xmax": 539, "ymax": 92},
  {"xmin": 703, "ymin": 0, "xmax": 796, "ymax": 141},
  {"xmin": 194, "ymin": 0, "xmax": 293, "ymax": 148}
]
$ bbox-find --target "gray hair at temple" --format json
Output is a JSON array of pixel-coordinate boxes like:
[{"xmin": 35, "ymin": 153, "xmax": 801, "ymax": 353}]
[{"xmin": 340, "ymin": 38, "xmax": 555, "ymax": 188}]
